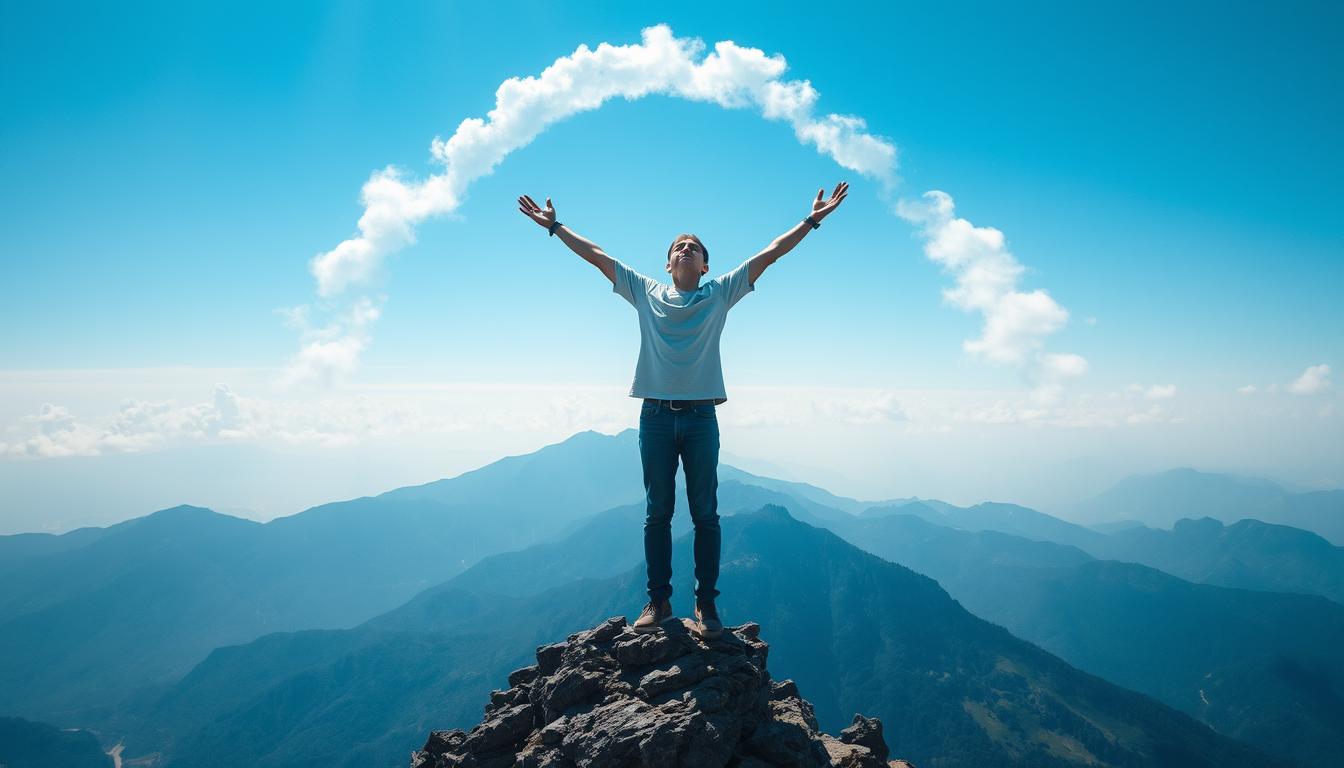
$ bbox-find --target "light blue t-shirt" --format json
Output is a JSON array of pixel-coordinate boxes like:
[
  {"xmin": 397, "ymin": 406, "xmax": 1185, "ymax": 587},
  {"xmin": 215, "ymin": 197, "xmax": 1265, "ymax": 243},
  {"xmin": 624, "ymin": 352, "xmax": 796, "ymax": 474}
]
[{"xmin": 612, "ymin": 258, "xmax": 756, "ymax": 404}]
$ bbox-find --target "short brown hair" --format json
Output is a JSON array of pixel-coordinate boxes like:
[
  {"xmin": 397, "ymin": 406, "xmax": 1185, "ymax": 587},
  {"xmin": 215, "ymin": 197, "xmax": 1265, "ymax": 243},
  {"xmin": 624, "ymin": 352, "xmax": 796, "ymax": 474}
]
[{"xmin": 666, "ymin": 233, "xmax": 708, "ymax": 265}]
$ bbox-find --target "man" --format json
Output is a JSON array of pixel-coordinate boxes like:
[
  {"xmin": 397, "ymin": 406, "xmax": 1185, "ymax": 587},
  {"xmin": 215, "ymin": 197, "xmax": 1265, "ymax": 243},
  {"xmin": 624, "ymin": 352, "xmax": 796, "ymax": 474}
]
[{"xmin": 516, "ymin": 182, "xmax": 849, "ymax": 639}]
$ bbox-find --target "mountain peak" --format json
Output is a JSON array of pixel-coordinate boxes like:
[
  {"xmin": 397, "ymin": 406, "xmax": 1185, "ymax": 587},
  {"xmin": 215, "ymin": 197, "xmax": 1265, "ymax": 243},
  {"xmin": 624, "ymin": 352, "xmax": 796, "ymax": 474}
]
[
  {"xmin": 410, "ymin": 616, "xmax": 911, "ymax": 768},
  {"xmin": 150, "ymin": 503, "xmax": 216, "ymax": 517},
  {"xmin": 740, "ymin": 502, "xmax": 798, "ymax": 522},
  {"xmin": 132, "ymin": 503, "xmax": 256, "ymax": 530}
]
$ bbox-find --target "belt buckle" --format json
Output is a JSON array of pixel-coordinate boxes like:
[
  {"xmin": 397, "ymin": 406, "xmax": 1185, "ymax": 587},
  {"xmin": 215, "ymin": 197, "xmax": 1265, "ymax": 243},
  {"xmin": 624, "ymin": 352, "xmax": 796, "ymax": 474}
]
[{"xmin": 669, "ymin": 399, "xmax": 684, "ymax": 411}]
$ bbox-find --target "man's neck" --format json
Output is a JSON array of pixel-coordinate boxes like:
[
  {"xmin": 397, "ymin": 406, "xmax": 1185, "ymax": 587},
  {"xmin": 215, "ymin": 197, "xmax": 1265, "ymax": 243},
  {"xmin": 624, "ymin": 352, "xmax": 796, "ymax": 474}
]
[{"xmin": 670, "ymin": 269, "xmax": 701, "ymax": 293}]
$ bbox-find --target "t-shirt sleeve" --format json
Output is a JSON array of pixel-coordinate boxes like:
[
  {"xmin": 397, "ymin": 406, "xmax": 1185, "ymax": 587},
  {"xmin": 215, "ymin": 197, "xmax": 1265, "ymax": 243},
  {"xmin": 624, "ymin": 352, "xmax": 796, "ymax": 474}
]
[
  {"xmin": 713, "ymin": 258, "xmax": 757, "ymax": 310},
  {"xmin": 611, "ymin": 259, "xmax": 651, "ymax": 307}
]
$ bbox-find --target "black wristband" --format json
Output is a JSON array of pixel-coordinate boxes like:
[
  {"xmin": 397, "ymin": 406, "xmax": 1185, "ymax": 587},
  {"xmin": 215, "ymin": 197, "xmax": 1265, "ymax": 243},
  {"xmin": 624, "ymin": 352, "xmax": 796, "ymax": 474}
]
[
  {"xmin": 548, "ymin": 221, "xmax": 563, "ymax": 236},
  {"xmin": 805, "ymin": 215, "xmax": 821, "ymax": 229}
]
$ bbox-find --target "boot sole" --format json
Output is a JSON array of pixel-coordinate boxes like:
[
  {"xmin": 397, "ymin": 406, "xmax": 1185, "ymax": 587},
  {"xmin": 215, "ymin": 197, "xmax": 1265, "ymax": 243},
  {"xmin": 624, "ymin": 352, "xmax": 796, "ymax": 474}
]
[
  {"xmin": 691, "ymin": 617, "xmax": 723, "ymax": 639},
  {"xmin": 632, "ymin": 615, "xmax": 679, "ymax": 634}
]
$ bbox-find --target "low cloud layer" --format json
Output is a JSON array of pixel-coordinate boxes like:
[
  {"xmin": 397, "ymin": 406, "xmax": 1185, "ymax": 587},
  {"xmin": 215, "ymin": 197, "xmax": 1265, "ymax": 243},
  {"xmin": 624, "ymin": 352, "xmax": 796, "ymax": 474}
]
[
  {"xmin": 0, "ymin": 383, "xmax": 911, "ymax": 459},
  {"xmin": 8, "ymin": 377, "xmax": 1286, "ymax": 462},
  {"xmin": 3, "ymin": 385, "xmax": 247, "ymax": 458}
]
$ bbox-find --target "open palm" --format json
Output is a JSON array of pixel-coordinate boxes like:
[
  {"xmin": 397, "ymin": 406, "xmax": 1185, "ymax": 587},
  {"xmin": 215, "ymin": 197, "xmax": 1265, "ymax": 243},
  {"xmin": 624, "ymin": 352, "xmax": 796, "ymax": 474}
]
[
  {"xmin": 517, "ymin": 194, "xmax": 556, "ymax": 229},
  {"xmin": 811, "ymin": 181, "xmax": 848, "ymax": 221}
]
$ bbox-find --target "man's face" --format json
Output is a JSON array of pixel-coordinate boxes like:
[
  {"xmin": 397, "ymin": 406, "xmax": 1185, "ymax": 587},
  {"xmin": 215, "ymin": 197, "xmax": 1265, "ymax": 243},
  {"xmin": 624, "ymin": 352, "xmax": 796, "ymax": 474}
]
[{"xmin": 667, "ymin": 238, "xmax": 707, "ymax": 276}]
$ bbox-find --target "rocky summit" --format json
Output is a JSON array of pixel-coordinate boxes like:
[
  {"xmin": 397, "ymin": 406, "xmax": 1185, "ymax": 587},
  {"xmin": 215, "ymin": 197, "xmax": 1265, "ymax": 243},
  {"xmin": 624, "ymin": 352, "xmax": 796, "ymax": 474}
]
[{"xmin": 410, "ymin": 615, "xmax": 914, "ymax": 768}]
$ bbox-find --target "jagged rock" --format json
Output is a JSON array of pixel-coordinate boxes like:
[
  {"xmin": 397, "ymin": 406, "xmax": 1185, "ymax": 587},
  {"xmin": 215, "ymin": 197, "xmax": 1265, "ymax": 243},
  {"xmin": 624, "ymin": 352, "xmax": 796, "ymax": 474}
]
[
  {"xmin": 410, "ymin": 615, "xmax": 913, "ymax": 768},
  {"xmin": 509, "ymin": 665, "xmax": 541, "ymax": 688},
  {"xmin": 839, "ymin": 714, "xmax": 888, "ymax": 762}
]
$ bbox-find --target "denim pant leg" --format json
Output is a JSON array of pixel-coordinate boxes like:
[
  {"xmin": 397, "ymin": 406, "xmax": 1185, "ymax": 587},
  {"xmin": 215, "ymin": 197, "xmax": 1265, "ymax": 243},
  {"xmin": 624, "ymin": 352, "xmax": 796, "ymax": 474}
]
[
  {"xmin": 639, "ymin": 403, "xmax": 677, "ymax": 603},
  {"xmin": 681, "ymin": 405, "xmax": 721, "ymax": 602}
]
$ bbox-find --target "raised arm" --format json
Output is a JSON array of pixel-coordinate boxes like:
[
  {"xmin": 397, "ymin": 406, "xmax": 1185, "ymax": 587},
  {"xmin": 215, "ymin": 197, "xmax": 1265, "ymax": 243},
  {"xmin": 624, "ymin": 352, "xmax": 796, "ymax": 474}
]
[
  {"xmin": 747, "ymin": 181, "xmax": 848, "ymax": 285},
  {"xmin": 517, "ymin": 194, "xmax": 616, "ymax": 285}
]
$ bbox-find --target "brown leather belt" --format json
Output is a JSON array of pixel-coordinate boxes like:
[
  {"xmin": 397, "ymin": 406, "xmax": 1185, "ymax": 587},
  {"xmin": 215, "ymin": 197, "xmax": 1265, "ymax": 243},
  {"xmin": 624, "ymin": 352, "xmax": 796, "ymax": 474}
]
[{"xmin": 644, "ymin": 398, "xmax": 717, "ymax": 409}]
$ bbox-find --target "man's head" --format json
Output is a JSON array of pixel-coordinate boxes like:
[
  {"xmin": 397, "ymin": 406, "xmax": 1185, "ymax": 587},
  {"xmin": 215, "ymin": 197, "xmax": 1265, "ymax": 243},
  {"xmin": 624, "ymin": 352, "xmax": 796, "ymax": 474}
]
[{"xmin": 666, "ymin": 233, "xmax": 708, "ymax": 279}]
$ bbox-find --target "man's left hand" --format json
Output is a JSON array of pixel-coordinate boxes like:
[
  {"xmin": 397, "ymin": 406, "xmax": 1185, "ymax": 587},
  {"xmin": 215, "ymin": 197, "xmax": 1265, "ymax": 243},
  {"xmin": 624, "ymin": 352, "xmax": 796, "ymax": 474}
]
[{"xmin": 811, "ymin": 181, "xmax": 849, "ymax": 222}]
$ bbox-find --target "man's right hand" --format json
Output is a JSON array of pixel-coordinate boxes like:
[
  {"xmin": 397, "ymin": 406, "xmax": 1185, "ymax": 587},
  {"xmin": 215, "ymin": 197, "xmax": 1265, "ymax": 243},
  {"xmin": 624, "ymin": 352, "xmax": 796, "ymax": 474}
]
[{"xmin": 517, "ymin": 194, "xmax": 557, "ymax": 230}]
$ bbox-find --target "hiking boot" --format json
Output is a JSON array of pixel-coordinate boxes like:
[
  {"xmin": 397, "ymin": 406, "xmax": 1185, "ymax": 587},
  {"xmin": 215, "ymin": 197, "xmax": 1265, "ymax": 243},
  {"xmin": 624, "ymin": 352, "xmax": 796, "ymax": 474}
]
[
  {"xmin": 693, "ymin": 598, "xmax": 723, "ymax": 639},
  {"xmin": 632, "ymin": 599, "xmax": 676, "ymax": 633}
]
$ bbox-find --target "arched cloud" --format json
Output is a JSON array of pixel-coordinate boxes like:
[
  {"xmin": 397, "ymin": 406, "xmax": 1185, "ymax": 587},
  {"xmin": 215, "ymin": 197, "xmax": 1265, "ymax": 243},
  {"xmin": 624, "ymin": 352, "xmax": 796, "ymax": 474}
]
[{"xmin": 285, "ymin": 23, "xmax": 1081, "ymax": 404}]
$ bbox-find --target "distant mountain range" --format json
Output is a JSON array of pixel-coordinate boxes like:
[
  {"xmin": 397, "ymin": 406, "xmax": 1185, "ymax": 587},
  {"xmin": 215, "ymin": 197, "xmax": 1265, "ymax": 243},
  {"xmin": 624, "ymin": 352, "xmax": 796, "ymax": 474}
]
[
  {"xmin": 1070, "ymin": 467, "xmax": 1344, "ymax": 544},
  {"xmin": 2, "ymin": 429, "xmax": 1340, "ymax": 766}
]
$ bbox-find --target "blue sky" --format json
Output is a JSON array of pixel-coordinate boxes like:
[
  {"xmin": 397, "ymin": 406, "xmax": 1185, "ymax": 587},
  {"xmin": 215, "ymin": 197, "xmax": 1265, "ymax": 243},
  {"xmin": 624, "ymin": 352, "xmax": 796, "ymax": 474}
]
[{"xmin": 1, "ymin": 2, "xmax": 1340, "ymax": 532}]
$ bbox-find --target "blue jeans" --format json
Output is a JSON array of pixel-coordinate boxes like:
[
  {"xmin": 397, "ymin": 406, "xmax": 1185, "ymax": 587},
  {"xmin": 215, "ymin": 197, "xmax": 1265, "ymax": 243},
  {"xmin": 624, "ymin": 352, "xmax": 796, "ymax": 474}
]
[{"xmin": 638, "ymin": 399, "xmax": 721, "ymax": 605}]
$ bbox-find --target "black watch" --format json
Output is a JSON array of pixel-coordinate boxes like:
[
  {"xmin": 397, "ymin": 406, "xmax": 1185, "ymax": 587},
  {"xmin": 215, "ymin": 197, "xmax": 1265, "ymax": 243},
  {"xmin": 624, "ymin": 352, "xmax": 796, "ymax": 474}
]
[{"xmin": 805, "ymin": 215, "xmax": 821, "ymax": 229}]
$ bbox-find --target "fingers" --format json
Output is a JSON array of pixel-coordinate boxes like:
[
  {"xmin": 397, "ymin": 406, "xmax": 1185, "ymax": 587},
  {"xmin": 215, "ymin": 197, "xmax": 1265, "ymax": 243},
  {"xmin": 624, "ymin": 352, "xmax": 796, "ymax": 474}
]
[
  {"xmin": 818, "ymin": 181, "xmax": 849, "ymax": 215},
  {"xmin": 829, "ymin": 181, "xmax": 849, "ymax": 210},
  {"xmin": 517, "ymin": 195, "xmax": 542, "ymax": 222},
  {"xmin": 546, "ymin": 197, "xmax": 553, "ymax": 209},
  {"xmin": 816, "ymin": 188, "xmax": 824, "ymax": 201}
]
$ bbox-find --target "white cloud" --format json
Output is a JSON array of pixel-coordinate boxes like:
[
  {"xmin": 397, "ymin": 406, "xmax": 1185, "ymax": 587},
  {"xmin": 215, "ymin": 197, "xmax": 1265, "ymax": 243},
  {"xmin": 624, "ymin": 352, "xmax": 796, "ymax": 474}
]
[
  {"xmin": 1030, "ymin": 352, "xmax": 1089, "ymax": 405},
  {"xmin": 1237, "ymin": 384, "xmax": 1257, "ymax": 395},
  {"xmin": 278, "ymin": 296, "xmax": 384, "ymax": 390},
  {"xmin": 895, "ymin": 190, "xmax": 1086, "ymax": 400},
  {"xmin": 1125, "ymin": 405, "xmax": 1168, "ymax": 425},
  {"xmin": 1041, "ymin": 353, "xmax": 1089, "ymax": 379},
  {"xmin": 1288, "ymin": 364, "xmax": 1331, "ymax": 395},
  {"xmin": 6, "ymin": 404, "xmax": 105, "ymax": 457},
  {"xmin": 895, "ymin": 191, "xmax": 1071, "ymax": 364},
  {"xmin": 1144, "ymin": 384, "xmax": 1176, "ymax": 400}
]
